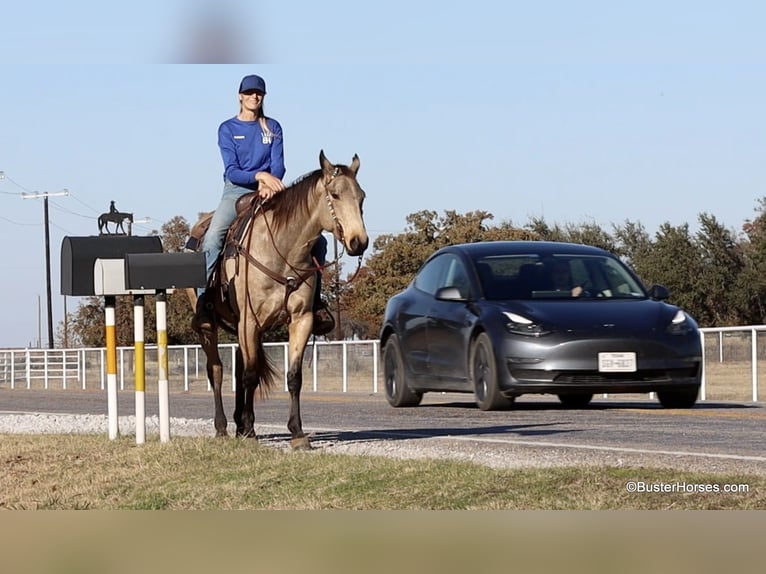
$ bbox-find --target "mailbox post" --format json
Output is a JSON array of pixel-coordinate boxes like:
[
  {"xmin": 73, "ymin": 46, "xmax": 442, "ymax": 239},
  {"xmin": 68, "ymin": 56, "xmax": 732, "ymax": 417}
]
[
  {"xmin": 124, "ymin": 252, "xmax": 206, "ymax": 443},
  {"xmin": 61, "ymin": 236, "xmax": 205, "ymax": 444},
  {"xmin": 62, "ymin": 236, "xmax": 162, "ymax": 441}
]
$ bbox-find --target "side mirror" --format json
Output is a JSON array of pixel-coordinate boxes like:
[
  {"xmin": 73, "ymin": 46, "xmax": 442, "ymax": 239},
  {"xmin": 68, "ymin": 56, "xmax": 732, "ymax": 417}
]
[
  {"xmin": 435, "ymin": 286, "xmax": 466, "ymax": 302},
  {"xmin": 649, "ymin": 284, "xmax": 670, "ymax": 301}
]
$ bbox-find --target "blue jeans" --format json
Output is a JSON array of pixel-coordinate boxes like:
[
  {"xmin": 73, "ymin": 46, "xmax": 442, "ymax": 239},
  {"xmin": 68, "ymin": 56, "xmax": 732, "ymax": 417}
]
[{"xmin": 199, "ymin": 180, "xmax": 249, "ymax": 296}]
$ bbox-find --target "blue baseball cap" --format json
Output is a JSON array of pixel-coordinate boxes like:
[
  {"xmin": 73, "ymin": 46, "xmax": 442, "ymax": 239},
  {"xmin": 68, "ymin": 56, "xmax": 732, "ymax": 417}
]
[{"xmin": 239, "ymin": 74, "xmax": 267, "ymax": 94}]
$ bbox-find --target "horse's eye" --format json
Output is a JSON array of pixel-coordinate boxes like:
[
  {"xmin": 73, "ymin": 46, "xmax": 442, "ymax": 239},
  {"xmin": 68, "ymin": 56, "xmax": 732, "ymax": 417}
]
[{"xmin": 330, "ymin": 191, "xmax": 341, "ymax": 200}]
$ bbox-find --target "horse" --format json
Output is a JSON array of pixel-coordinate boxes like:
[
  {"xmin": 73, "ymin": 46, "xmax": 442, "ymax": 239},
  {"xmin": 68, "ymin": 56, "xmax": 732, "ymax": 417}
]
[
  {"xmin": 98, "ymin": 211, "xmax": 133, "ymax": 235},
  {"xmin": 189, "ymin": 150, "xmax": 369, "ymax": 449}
]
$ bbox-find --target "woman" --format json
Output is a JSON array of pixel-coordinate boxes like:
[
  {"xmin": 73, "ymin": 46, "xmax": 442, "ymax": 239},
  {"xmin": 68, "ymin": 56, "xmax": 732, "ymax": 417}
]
[{"xmin": 194, "ymin": 74, "xmax": 332, "ymax": 335}]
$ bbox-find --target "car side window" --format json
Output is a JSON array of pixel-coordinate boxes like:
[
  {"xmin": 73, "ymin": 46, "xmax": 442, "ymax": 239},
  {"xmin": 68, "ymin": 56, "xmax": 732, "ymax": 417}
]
[
  {"xmin": 414, "ymin": 254, "xmax": 452, "ymax": 296},
  {"xmin": 442, "ymin": 256, "xmax": 470, "ymax": 293}
]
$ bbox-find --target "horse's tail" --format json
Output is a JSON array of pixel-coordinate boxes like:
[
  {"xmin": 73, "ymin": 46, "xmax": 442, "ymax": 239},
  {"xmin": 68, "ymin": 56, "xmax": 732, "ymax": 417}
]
[{"xmin": 254, "ymin": 337, "xmax": 277, "ymax": 400}]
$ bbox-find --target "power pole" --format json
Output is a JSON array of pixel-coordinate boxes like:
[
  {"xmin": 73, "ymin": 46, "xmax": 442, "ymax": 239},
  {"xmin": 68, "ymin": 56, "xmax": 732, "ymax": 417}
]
[{"xmin": 22, "ymin": 190, "xmax": 70, "ymax": 349}]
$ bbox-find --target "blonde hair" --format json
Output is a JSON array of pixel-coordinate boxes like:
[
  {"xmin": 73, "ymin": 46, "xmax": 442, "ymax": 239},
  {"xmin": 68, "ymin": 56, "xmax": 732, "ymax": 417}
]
[{"xmin": 238, "ymin": 99, "xmax": 277, "ymax": 140}]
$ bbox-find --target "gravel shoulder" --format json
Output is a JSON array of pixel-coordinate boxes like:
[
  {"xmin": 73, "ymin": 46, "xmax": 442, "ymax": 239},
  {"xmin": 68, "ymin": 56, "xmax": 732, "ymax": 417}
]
[{"xmin": 2, "ymin": 412, "xmax": 766, "ymax": 477}]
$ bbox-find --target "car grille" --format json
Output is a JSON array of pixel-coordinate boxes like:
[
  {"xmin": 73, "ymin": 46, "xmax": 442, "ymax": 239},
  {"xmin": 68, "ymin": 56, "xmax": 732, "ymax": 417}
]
[{"xmin": 509, "ymin": 367, "xmax": 699, "ymax": 384}]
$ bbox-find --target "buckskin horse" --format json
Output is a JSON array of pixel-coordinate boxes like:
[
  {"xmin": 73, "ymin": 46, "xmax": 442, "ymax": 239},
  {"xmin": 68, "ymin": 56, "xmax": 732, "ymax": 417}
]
[{"xmin": 189, "ymin": 150, "xmax": 368, "ymax": 449}]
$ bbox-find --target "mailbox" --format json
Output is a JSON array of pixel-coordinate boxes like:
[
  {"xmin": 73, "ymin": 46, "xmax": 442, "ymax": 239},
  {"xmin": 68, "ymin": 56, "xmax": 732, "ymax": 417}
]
[
  {"xmin": 93, "ymin": 259, "xmax": 155, "ymax": 296},
  {"xmin": 61, "ymin": 236, "xmax": 163, "ymax": 296},
  {"xmin": 124, "ymin": 252, "xmax": 207, "ymax": 290}
]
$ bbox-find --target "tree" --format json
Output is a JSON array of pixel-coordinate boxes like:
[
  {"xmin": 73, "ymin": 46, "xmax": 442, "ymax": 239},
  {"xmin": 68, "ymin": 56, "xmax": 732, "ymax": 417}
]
[
  {"xmin": 738, "ymin": 197, "xmax": 766, "ymax": 323},
  {"xmin": 694, "ymin": 213, "xmax": 746, "ymax": 325},
  {"xmin": 526, "ymin": 216, "xmax": 617, "ymax": 252}
]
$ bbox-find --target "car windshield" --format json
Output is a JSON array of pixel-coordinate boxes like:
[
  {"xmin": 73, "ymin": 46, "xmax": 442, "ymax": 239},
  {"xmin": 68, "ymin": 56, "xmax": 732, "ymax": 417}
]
[{"xmin": 475, "ymin": 254, "xmax": 647, "ymax": 301}]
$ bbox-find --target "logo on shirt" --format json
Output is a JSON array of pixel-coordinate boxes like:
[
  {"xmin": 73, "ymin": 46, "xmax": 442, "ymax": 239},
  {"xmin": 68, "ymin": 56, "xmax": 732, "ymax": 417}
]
[
  {"xmin": 261, "ymin": 131, "xmax": 272, "ymax": 145},
  {"xmin": 234, "ymin": 135, "xmax": 245, "ymax": 140}
]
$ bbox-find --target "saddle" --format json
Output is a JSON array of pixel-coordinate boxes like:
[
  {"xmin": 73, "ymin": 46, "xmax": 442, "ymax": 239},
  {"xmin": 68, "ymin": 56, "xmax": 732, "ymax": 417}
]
[{"xmin": 184, "ymin": 192, "xmax": 259, "ymax": 252}]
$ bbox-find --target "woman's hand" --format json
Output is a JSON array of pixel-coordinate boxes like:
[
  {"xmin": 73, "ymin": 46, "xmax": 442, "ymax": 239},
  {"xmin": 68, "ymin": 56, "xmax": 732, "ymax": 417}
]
[{"xmin": 255, "ymin": 172, "xmax": 285, "ymax": 199}]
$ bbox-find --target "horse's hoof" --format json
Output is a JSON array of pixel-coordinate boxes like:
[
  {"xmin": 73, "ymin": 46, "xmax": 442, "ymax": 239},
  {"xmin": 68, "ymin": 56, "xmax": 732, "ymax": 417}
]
[
  {"xmin": 290, "ymin": 436, "xmax": 312, "ymax": 451},
  {"xmin": 215, "ymin": 430, "xmax": 228, "ymax": 438},
  {"xmin": 236, "ymin": 429, "xmax": 258, "ymax": 440}
]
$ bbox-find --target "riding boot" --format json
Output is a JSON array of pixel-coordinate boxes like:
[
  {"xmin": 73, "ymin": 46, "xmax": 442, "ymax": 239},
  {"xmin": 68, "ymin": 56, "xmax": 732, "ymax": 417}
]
[
  {"xmin": 311, "ymin": 272, "xmax": 335, "ymax": 336},
  {"xmin": 192, "ymin": 291, "xmax": 215, "ymax": 333}
]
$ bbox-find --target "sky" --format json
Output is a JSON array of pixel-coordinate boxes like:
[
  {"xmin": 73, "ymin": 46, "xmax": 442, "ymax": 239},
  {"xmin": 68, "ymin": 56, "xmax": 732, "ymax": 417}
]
[{"xmin": 1, "ymin": 1, "xmax": 765, "ymax": 348}]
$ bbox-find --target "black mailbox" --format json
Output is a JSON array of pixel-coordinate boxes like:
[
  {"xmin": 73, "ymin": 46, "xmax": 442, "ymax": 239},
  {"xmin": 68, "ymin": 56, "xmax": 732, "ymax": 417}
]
[
  {"xmin": 61, "ymin": 236, "xmax": 164, "ymax": 296},
  {"xmin": 124, "ymin": 252, "xmax": 207, "ymax": 290}
]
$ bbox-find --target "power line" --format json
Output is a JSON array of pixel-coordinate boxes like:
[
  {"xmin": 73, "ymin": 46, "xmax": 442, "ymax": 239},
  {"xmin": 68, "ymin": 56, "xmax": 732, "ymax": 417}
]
[{"xmin": 0, "ymin": 215, "xmax": 39, "ymax": 226}]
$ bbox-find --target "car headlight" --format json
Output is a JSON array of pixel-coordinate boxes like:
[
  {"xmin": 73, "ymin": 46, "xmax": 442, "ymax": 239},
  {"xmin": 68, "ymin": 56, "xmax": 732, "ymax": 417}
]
[
  {"xmin": 667, "ymin": 310, "xmax": 693, "ymax": 335},
  {"xmin": 503, "ymin": 312, "xmax": 551, "ymax": 337}
]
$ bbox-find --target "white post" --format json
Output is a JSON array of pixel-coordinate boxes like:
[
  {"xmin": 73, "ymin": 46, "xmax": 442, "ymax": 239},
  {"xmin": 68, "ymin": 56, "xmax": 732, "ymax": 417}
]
[
  {"xmin": 699, "ymin": 330, "xmax": 706, "ymax": 401},
  {"xmin": 134, "ymin": 295, "xmax": 146, "ymax": 445},
  {"xmin": 342, "ymin": 341, "xmax": 348, "ymax": 393},
  {"xmin": 372, "ymin": 340, "xmax": 379, "ymax": 394},
  {"xmin": 105, "ymin": 296, "xmax": 119, "ymax": 440},
  {"xmin": 156, "ymin": 290, "xmax": 170, "ymax": 443},
  {"xmin": 751, "ymin": 327, "xmax": 758, "ymax": 403}
]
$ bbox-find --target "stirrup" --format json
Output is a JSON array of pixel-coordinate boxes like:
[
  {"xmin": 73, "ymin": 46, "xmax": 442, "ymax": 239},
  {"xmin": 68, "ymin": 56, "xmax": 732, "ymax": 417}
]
[
  {"xmin": 192, "ymin": 296, "xmax": 214, "ymax": 333},
  {"xmin": 312, "ymin": 307, "xmax": 335, "ymax": 336}
]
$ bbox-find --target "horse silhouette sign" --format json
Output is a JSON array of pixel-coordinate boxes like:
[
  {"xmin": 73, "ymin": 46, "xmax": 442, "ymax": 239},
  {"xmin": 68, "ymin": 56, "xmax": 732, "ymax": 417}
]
[{"xmin": 99, "ymin": 201, "xmax": 134, "ymax": 235}]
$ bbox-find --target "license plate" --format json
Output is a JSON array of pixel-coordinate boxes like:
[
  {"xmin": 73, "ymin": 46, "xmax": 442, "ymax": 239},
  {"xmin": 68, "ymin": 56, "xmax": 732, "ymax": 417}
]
[{"xmin": 598, "ymin": 352, "xmax": 636, "ymax": 372}]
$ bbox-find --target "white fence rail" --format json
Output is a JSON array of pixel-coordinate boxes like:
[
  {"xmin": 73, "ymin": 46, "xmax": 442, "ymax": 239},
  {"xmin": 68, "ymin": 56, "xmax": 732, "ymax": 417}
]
[
  {"xmin": 0, "ymin": 327, "xmax": 764, "ymax": 402},
  {"xmin": 0, "ymin": 340, "xmax": 380, "ymax": 395}
]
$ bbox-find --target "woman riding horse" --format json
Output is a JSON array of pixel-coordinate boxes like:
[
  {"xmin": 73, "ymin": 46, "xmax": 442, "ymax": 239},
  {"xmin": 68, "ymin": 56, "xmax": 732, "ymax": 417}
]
[{"xmin": 191, "ymin": 150, "xmax": 368, "ymax": 449}]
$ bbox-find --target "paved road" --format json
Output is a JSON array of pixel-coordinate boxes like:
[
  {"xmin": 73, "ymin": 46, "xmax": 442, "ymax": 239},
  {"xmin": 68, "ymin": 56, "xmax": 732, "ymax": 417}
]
[{"xmin": 3, "ymin": 389, "xmax": 766, "ymax": 475}]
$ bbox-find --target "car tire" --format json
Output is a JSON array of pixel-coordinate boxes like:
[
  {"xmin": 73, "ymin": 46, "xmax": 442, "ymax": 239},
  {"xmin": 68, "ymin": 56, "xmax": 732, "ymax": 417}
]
[
  {"xmin": 557, "ymin": 393, "xmax": 594, "ymax": 408},
  {"xmin": 383, "ymin": 335, "xmax": 422, "ymax": 407},
  {"xmin": 657, "ymin": 387, "xmax": 699, "ymax": 409},
  {"xmin": 470, "ymin": 333, "xmax": 512, "ymax": 411}
]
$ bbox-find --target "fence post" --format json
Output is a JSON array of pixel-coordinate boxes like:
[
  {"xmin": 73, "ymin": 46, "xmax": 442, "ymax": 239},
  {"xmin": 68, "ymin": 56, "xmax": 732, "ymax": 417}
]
[{"xmin": 751, "ymin": 327, "xmax": 758, "ymax": 403}]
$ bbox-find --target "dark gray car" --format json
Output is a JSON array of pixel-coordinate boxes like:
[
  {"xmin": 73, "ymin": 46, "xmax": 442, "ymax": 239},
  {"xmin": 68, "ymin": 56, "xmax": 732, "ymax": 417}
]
[{"xmin": 379, "ymin": 241, "xmax": 702, "ymax": 410}]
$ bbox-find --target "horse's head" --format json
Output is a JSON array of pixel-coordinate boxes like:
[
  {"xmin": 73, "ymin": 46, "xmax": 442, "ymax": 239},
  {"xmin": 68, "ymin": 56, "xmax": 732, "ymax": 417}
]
[{"xmin": 318, "ymin": 150, "xmax": 369, "ymax": 257}]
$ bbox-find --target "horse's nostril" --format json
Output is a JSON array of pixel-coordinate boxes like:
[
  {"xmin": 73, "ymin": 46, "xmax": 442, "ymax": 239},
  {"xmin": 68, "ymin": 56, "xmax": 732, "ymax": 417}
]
[{"xmin": 347, "ymin": 236, "xmax": 369, "ymax": 256}]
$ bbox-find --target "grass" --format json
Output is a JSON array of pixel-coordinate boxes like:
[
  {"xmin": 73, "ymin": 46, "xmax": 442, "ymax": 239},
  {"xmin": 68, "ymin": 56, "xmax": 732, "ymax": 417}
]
[{"xmin": 1, "ymin": 434, "xmax": 763, "ymax": 510}]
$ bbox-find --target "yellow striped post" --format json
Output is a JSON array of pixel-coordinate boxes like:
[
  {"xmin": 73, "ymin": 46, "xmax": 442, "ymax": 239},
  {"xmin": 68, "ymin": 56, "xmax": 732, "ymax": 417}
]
[
  {"xmin": 104, "ymin": 296, "xmax": 118, "ymax": 440},
  {"xmin": 134, "ymin": 294, "xmax": 146, "ymax": 444},
  {"xmin": 156, "ymin": 290, "xmax": 170, "ymax": 443}
]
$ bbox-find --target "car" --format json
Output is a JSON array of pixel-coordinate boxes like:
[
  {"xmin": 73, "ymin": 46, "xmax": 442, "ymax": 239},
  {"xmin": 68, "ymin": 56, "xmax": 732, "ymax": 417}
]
[{"xmin": 379, "ymin": 241, "xmax": 702, "ymax": 410}]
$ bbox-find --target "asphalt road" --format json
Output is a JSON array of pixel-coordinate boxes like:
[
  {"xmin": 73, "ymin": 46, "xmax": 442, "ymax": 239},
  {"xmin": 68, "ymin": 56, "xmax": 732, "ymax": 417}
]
[{"xmin": 2, "ymin": 388, "xmax": 765, "ymax": 476}]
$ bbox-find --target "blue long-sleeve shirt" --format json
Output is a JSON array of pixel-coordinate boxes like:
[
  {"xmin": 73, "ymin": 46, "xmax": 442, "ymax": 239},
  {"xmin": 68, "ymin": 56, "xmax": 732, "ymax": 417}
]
[{"xmin": 218, "ymin": 116, "xmax": 285, "ymax": 190}]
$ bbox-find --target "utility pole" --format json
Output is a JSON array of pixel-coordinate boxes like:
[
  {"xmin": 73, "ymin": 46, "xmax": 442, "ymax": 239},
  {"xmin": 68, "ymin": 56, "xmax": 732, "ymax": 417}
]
[{"xmin": 22, "ymin": 189, "xmax": 70, "ymax": 349}]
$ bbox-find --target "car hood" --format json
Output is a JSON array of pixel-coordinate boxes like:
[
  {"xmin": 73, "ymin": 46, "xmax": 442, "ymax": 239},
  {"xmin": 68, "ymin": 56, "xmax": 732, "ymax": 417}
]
[{"xmin": 488, "ymin": 298, "xmax": 685, "ymax": 333}]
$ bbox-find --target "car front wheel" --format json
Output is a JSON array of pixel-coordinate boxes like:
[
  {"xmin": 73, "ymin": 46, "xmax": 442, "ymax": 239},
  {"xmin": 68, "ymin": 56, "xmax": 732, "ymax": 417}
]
[
  {"xmin": 383, "ymin": 334, "xmax": 422, "ymax": 407},
  {"xmin": 657, "ymin": 387, "xmax": 699, "ymax": 409},
  {"xmin": 470, "ymin": 333, "xmax": 512, "ymax": 411}
]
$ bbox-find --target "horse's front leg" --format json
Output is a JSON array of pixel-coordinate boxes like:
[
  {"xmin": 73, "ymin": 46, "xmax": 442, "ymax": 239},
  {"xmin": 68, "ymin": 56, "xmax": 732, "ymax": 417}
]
[
  {"xmin": 286, "ymin": 317, "xmax": 313, "ymax": 450},
  {"xmin": 233, "ymin": 348, "xmax": 257, "ymax": 438},
  {"xmin": 200, "ymin": 330, "xmax": 227, "ymax": 437}
]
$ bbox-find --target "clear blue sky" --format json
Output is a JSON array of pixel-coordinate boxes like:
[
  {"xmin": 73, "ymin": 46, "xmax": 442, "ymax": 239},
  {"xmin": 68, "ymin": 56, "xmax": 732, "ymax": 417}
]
[{"xmin": 1, "ymin": 2, "xmax": 765, "ymax": 347}]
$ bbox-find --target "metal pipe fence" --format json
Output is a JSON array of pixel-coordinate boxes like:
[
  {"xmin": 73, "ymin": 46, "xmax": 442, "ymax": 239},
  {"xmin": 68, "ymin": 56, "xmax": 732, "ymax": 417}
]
[
  {"xmin": 0, "ymin": 327, "xmax": 763, "ymax": 402},
  {"xmin": 0, "ymin": 340, "xmax": 380, "ymax": 395}
]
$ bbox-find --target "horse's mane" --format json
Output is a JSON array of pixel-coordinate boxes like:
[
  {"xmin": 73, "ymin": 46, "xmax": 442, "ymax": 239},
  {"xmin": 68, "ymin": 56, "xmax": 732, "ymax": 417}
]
[{"xmin": 267, "ymin": 170, "xmax": 321, "ymax": 233}]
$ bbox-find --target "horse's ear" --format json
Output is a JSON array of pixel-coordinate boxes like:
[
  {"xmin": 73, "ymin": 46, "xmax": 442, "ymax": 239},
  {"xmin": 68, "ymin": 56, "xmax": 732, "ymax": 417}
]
[
  {"xmin": 350, "ymin": 154, "xmax": 360, "ymax": 175},
  {"xmin": 319, "ymin": 149, "xmax": 333, "ymax": 175}
]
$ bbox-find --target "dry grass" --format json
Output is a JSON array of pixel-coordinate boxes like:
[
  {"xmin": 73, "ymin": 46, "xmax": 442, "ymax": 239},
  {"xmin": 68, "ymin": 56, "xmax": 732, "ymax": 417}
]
[{"xmin": 1, "ymin": 434, "xmax": 763, "ymax": 510}]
